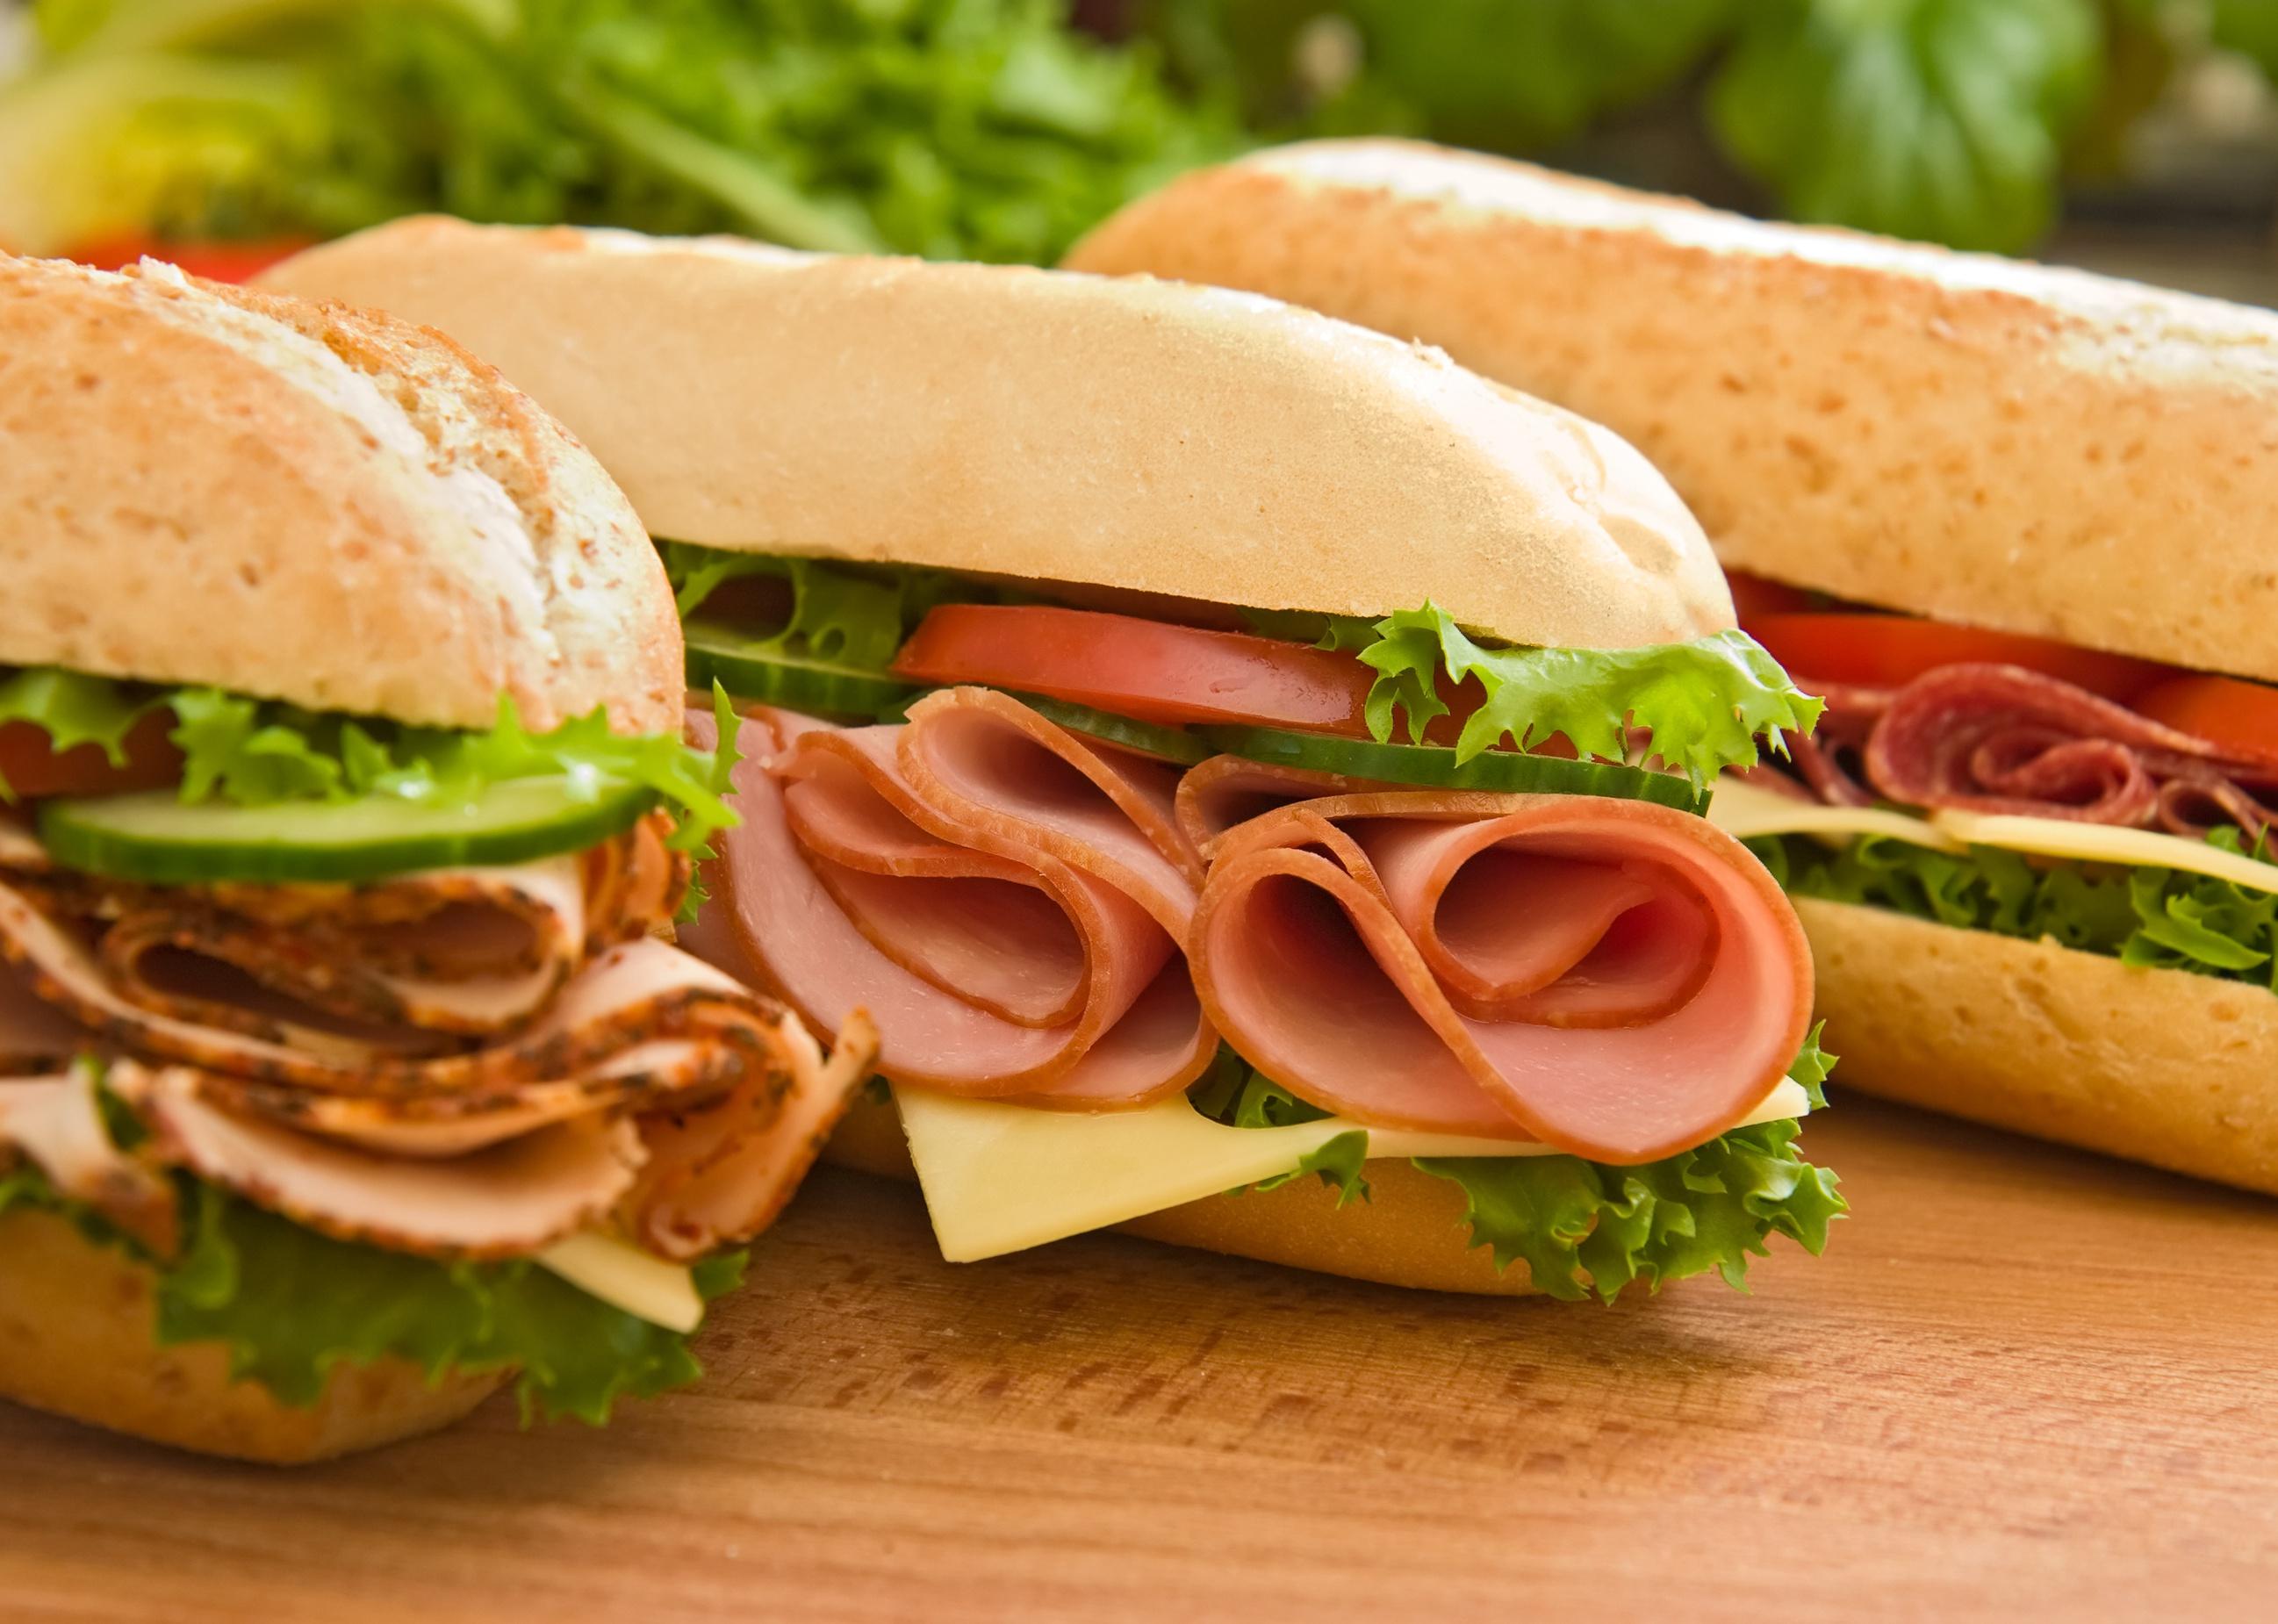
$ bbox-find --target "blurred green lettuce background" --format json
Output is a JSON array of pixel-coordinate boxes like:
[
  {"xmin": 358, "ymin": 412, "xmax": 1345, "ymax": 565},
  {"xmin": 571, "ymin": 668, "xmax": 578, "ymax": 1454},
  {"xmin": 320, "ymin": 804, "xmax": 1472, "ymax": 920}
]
[
  {"xmin": 2, "ymin": 0, "xmax": 2274, "ymax": 264},
  {"xmin": 0, "ymin": 0, "xmax": 1246, "ymax": 262}
]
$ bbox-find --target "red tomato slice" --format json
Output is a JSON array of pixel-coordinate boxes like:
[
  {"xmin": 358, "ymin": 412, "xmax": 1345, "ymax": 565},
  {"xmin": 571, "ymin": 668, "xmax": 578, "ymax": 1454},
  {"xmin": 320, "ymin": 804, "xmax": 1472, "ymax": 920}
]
[
  {"xmin": 0, "ymin": 710, "xmax": 183, "ymax": 798},
  {"xmin": 2133, "ymin": 675, "xmax": 2278, "ymax": 762},
  {"xmin": 65, "ymin": 237, "xmax": 313, "ymax": 284},
  {"xmin": 1725, "ymin": 571, "xmax": 1818, "ymax": 622},
  {"xmin": 892, "ymin": 605, "xmax": 1379, "ymax": 733},
  {"xmin": 1746, "ymin": 613, "xmax": 2172, "ymax": 702}
]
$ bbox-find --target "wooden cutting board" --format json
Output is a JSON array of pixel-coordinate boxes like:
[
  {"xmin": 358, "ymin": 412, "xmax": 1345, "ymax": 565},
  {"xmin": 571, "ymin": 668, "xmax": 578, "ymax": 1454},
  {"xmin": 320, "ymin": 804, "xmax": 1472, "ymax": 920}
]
[{"xmin": 4, "ymin": 1096, "xmax": 2275, "ymax": 1622}]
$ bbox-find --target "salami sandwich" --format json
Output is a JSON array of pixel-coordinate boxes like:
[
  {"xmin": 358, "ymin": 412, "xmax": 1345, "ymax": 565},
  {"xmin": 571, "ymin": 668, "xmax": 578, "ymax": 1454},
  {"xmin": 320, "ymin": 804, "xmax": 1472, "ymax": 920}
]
[
  {"xmin": 1069, "ymin": 137, "xmax": 2278, "ymax": 1194},
  {"xmin": 0, "ymin": 254, "xmax": 875, "ymax": 1462},
  {"xmin": 264, "ymin": 221, "xmax": 1842, "ymax": 1299}
]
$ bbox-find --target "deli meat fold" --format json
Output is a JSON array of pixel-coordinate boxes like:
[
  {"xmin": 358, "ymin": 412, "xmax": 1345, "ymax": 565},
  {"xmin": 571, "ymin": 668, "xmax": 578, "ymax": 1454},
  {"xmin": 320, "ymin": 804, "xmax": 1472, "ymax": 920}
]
[
  {"xmin": 700, "ymin": 695, "xmax": 1814, "ymax": 1163},
  {"xmin": 1791, "ymin": 662, "xmax": 2278, "ymax": 837},
  {"xmin": 0, "ymin": 816, "xmax": 877, "ymax": 1263},
  {"xmin": 688, "ymin": 690, "xmax": 1218, "ymax": 1106}
]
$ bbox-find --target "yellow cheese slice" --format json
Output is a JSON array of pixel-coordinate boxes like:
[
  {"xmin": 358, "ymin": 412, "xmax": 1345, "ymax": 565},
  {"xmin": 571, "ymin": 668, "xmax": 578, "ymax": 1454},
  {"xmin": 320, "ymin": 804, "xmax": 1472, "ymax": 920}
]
[
  {"xmin": 1707, "ymin": 779, "xmax": 1964, "ymax": 852},
  {"xmin": 537, "ymin": 1232, "xmax": 703, "ymax": 1333},
  {"xmin": 1709, "ymin": 780, "xmax": 2278, "ymax": 897},
  {"xmin": 1926, "ymin": 810, "xmax": 2278, "ymax": 895},
  {"xmin": 895, "ymin": 1078, "xmax": 1812, "ymax": 1263}
]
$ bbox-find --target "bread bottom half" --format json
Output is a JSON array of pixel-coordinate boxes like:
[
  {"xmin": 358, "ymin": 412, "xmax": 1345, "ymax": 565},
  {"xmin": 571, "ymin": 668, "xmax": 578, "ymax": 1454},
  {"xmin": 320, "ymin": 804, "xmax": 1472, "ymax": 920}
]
[
  {"xmin": 0, "ymin": 1207, "xmax": 504, "ymax": 1464},
  {"xmin": 1795, "ymin": 897, "xmax": 2278, "ymax": 1193},
  {"xmin": 823, "ymin": 1095, "xmax": 1539, "ymax": 1296}
]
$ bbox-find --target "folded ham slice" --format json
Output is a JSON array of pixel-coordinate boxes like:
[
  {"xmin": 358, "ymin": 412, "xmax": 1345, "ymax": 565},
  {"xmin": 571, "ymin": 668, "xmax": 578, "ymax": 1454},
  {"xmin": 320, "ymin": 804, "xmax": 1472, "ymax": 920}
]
[
  {"xmin": 1174, "ymin": 755, "xmax": 1378, "ymax": 852},
  {"xmin": 1189, "ymin": 790, "xmax": 1814, "ymax": 1163},
  {"xmin": 693, "ymin": 691, "xmax": 1218, "ymax": 1107}
]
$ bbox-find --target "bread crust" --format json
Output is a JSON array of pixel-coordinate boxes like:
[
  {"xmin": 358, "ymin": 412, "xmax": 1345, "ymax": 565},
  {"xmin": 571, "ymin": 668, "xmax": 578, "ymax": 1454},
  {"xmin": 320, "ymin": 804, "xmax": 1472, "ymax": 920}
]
[
  {"xmin": 1066, "ymin": 139, "xmax": 2278, "ymax": 683},
  {"xmin": 0, "ymin": 252, "xmax": 681, "ymax": 733},
  {"xmin": 261, "ymin": 219, "xmax": 1733, "ymax": 651},
  {"xmin": 0, "ymin": 1207, "xmax": 502, "ymax": 1462},
  {"xmin": 823, "ymin": 1096, "xmax": 1538, "ymax": 1296},
  {"xmin": 1795, "ymin": 898, "xmax": 2278, "ymax": 1193}
]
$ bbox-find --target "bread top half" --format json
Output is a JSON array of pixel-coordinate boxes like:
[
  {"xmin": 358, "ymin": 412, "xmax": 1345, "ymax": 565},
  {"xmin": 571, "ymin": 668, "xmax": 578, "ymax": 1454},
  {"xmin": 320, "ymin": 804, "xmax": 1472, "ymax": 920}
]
[
  {"xmin": 0, "ymin": 253, "xmax": 681, "ymax": 734},
  {"xmin": 263, "ymin": 217, "xmax": 1738, "ymax": 652}
]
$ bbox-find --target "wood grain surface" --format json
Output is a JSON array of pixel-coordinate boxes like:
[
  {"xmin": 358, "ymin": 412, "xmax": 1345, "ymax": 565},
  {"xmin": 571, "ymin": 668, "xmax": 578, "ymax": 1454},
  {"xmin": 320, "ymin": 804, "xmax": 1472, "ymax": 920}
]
[{"xmin": 4, "ymin": 1096, "xmax": 2275, "ymax": 1622}]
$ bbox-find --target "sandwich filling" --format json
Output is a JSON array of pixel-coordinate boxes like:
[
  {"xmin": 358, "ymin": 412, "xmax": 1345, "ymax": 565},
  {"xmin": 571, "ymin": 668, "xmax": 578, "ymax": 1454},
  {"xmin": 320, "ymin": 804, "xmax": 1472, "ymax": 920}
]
[
  {"xmin": 0, "ymin": 670, "xmax": 877, "ymax": 1421},
  {"xmin": 1722, "ymin": 575, "xmax": 2278, "ymax": 989},
  {"xmin": 668, "ymin": 546, "xmax": 1845, "ymax": 1300}
]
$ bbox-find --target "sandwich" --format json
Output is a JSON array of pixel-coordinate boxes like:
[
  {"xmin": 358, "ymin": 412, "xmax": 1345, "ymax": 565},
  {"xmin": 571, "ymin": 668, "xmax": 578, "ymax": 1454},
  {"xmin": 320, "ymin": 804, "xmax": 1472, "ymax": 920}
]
[
  {"xmin": 0, "ymin": 252, "xmax": 874, "ymax": 1462},
  {"xmin": 262, "ymin": 219, "xmax": 1843, "ymax": 1301},
  {"xmin": 1066, "ymin": 136, "xmax": 2278, "ymax": 1196}
]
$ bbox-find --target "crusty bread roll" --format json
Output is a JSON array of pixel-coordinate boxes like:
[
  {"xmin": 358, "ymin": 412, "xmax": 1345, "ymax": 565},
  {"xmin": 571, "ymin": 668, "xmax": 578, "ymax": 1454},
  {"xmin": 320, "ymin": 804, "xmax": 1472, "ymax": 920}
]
[
  {"xmin": 0, "ymin": 1208, "xmax": 504, "ymax": 1462},
  {"xmin": 1793, "ymin": 899, "xmax": 2278, "ymax": 1195},
  {"xmin": 1065, "ymin": 138, "xmax": 2278, "ymax": 685},
  {"xmin": 0, "ymin": 252, "xmax": 681, "ymax": 734},
  {"xmin": 823, "ymin": 1095, "xmax": 1539, "ymax": 1295},
  {"xmin": 261, "ymin": 218, "xmax": 1732, "ymax": 650}
]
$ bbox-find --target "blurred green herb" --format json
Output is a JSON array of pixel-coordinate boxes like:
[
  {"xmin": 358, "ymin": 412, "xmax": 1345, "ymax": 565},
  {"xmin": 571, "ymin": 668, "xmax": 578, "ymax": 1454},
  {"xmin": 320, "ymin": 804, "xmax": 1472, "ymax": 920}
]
[
  {"xmin": 1, "ymin": 0, "xmax": 1244, "ymax": 261},
  {"xmin": 1139, "ymin": 0, "xmax": 2267, "ymax": 255},
  {"xmin": 1709, "ymin": 0, "xmax": 2102, "ymax": 252},
  {"xmin": 2213, "ymin": 0, "xmax": 2278, "ymax": 77},
  {"xmin": 1146, "ymin": 0, "xmax": 1736, "ymax": 151}
]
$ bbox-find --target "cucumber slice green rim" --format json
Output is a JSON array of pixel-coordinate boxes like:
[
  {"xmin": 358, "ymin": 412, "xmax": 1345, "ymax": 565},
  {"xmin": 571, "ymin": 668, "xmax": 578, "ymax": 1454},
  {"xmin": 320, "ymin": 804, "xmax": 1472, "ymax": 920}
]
[
  {"xmin": 683, "ymin": 621, "xmax": 916, "ymax": 721},
  {"xmin": 1008, "ymin": 694, "xmax": 1211, "ymax": 765},
  {"xmin": 1195, "ymin": 724, "xmax": 1707, "ymax": 815},
  {"xmin": 38, "ymin": 774, "xmax": 658, "ymax": 885}
]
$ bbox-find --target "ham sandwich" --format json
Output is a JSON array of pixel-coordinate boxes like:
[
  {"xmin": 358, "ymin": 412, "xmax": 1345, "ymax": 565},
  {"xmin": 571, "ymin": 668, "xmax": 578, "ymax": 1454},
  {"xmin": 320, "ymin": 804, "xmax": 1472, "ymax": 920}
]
[{"xmin": 691, "ymin": 693, "xmax": 1813, "ymax": 1169}]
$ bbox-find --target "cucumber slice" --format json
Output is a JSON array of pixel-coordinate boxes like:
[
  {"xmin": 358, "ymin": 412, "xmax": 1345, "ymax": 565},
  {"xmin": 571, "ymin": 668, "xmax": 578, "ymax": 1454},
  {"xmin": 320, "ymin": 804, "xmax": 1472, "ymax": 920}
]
[
  {"xmin": 684, "ymin": 621, "xmax": 916, "ymax": 720},
  {"xmin": 874, "ymin": 688, "xmax": 1211, "ymax": 764},
  {"xmin": 1013, "ymin": 695, "xmax": 1210, "ymax": 765},
  {"xmin": 40, "ymin": 775, "xmax": 657, "ymax": 885},
  {"xmin": 1195, "ymin": 724, "xmax": 1707, "ymax": 815}
]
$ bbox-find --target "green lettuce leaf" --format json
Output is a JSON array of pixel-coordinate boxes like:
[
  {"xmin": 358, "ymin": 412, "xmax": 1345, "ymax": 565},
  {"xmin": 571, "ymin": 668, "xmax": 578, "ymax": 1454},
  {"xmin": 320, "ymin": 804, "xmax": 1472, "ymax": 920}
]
[
  {"xmin": 1254, "ymin": 1129, "xmax": 1371, "ymax": 1207},
  {"xmin": 0, "ymin": 667, "xmax": 160, "ymax": 770},
  {"xmin": 1707, "ymin": 0, "xmax": 2102, "ymax": 254},
  {"xmin": 1, "ymin": 1162, "xmax": 738, "ymax": 1423},
  {"xmin": 661, "ymin": 543, "xmax": 984, "ymax": 673},
  {"xmin": 1187, "ymin": 1053, "xmax": 1365, "ymax": 1202},
  {"xmin": 0, "ymin": 662, "xmax": 741, "ymax": 852},
  {"xmin": 1187, "ymin": 1047, "xmax": 1332, "ymax": 1129},
  {"xmin": 0, "ymin": 665, "xmax": 170, "ymax": 804},
  {"xmin": 1187, "ymin": 1038, "xmax": 1841, "ymax": 1296},
  {"xmin": 1352, "ymin": 605, "xmax": 1822, "ymax": 788},
  {"xmin": 339, "ymin": 692, "xmax": 743, "ymax": 856},
  {"xmin": 1756, "ymin": 826, "xmax": 2278, "ymax": 988},
  {"xmin": 1416, "ymin": 1115, "xmax": 1844, "ymax": 1303},
  {"xmin": 1787, "ymin": 1018, "xmax": 1836, "ymax": 1110}
]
